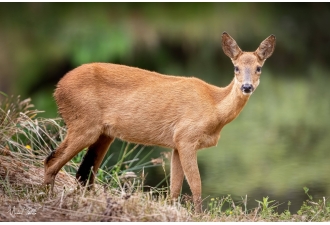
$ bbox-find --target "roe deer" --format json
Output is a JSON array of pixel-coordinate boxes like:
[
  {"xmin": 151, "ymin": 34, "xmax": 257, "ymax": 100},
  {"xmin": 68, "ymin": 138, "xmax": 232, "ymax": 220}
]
[{"xmin": 44, "ymin": 32, "xmax": 276, "ymax": 213}]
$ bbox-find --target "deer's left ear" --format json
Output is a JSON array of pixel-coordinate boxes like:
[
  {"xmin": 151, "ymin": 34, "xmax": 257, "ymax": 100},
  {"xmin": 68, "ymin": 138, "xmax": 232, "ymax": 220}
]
[
  {"xmin": 255, "ymin": 35, "xmax": 276, "ymax": 61},
  {"xmin": 222, "ymin": 32, "xmax": 243, "ymax": 60}
]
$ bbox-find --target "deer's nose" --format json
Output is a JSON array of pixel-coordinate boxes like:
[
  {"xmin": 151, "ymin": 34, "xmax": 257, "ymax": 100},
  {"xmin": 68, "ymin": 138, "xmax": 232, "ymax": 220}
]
[{"xmin": 241, "ymin": 84, "xmax": 254, "ymax": 94}]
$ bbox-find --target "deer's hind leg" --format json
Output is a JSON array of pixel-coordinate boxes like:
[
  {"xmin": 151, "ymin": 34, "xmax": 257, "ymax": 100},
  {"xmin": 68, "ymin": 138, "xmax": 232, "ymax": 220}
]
[
  {"xmin": 76, "ymin": 134, "xmax": 114, "ymax": 186},
  {"xmin": 44, "ymin": 126, "xmax": 102, "ymax": 189}
]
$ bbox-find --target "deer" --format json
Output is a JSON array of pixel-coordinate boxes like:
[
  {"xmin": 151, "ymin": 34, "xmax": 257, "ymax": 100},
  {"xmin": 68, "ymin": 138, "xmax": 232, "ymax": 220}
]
[{"xmin": 44, "ymin": 32, "xmax": 276, "ymax": 213}]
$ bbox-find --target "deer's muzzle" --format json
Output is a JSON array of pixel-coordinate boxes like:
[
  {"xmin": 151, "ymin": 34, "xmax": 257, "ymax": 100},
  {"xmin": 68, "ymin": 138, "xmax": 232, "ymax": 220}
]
[{"xmin": 240, "ymin": 83, "xmax": 254, "ymax": 94}]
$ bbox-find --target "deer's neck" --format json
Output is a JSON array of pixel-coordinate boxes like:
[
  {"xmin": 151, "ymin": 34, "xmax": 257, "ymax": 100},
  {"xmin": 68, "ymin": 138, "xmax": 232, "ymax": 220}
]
[{"xmin": 215, "ymin": 78, "xmax": 250, "ymax": 126}]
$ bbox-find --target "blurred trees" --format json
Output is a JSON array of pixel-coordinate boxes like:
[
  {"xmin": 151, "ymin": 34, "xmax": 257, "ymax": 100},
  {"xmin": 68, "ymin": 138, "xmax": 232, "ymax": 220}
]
[
  {"xmin": 1, "ymin": 2, "xmax": 330, "ymax": 213},
  {"xmin": 1, "ymin": 3, "xmax": 329, "ymax": 117}
]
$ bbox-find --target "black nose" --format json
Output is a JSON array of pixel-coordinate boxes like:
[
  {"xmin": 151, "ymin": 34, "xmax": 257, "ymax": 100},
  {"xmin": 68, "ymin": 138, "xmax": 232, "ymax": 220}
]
[{"xmin": 241, "ymin": 84, "xmax": 254, "ymax": 93}]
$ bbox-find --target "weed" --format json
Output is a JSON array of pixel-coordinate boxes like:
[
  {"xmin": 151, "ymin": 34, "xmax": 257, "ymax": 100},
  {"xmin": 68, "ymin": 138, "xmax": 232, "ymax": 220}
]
[
  {"xmin": 297, "ymin": 187, "xmax": 330, "ymax": 221},
  {"xmin": 255, "ymin": 196, "xmax": 278, "ymax": 218}
]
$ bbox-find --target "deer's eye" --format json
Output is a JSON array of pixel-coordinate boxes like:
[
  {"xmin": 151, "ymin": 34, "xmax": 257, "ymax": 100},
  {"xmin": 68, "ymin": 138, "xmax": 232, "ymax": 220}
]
[
  {"xmin": 234, "ymin": 66, "xmax": 239, "ymax": 73},
  {"xmin": 256, "ymin": 66, "xmax": 262, "ymax": 73}
]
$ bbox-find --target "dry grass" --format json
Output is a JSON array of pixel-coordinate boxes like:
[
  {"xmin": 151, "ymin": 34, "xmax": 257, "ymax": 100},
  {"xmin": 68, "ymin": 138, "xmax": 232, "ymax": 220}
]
[{"xmin": 0, "ymin": 150, "xmax": 193, "ymax": 222}]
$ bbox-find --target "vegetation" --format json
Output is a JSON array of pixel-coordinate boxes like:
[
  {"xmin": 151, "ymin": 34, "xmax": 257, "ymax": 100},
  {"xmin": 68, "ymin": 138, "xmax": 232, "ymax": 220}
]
[{"xmin": 1, "ymin": 95, "xmax": 330, "ymax": 221}]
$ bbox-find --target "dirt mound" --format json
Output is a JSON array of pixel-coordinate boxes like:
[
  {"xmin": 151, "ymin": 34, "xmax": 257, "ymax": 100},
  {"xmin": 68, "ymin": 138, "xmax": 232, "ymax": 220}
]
[{"xmin": 0, "ymin": 153, "xmax": 108, "ymax": 221}]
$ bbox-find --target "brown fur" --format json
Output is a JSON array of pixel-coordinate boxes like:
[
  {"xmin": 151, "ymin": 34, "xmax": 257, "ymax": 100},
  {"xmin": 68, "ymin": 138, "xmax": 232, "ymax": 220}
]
[{"xmin": 44, "ymin": 32, "xmax": 276, "ymax": 213}]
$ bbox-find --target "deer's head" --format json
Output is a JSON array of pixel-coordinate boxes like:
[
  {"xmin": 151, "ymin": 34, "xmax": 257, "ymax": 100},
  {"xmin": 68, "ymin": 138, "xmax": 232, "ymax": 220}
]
[{"xmin": 222, "ymin": 32, "xmax": 276, "ymax": 96}]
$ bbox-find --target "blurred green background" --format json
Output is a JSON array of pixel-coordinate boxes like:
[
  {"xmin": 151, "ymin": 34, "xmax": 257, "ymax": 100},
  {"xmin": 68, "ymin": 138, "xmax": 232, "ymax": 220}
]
[{"xmin": 1, "ymin": 2, "xmax": 330, "ymax": 213}]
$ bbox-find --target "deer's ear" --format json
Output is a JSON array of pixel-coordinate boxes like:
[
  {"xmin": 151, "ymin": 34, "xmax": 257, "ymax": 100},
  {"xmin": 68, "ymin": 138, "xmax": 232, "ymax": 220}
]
[
  {"xmin": 255, "ymin": 34, "xmax": 276, "ymax": 61},
  {"xmin": 222, "ymin": 32, "xmax": 242, "ymax": 60}
]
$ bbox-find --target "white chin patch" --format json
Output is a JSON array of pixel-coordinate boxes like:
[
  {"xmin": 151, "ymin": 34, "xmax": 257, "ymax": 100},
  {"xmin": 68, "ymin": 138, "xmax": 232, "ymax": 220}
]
[{"xmin": 242, "ymin": 91, "xmax": 253, "ymax": 96}]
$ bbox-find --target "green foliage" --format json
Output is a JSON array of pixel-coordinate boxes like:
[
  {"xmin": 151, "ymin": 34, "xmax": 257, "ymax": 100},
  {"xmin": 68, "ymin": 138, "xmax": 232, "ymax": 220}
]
[
  {"xmin": 207, "ymin": 195, "xmax": 243, "ymax": 217},
  {"xmin": 93, "ymin": 142, "xmax": 164, "ymax": 190},
  {"xmin": 303, "ymin": 187, "xmax": 313, "ymax": 201},
  {"xmin": 297, "ymin": 187, "xmax": 330, "ymax": 221},
  {"xmin": 255, "ymin": 196, "xmax": 278, "ymax": 218},
  {"xmin": 279, "ymin": 206, "xmax": 292, "ymax": 221},
  {"xmin": 204, "ymin": 191, "xmax": 330, "ymax": 222}
]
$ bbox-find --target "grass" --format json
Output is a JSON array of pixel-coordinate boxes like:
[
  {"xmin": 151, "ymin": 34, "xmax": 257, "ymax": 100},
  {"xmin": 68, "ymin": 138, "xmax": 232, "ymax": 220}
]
[{"xmin": 1, "ymin": 94, "xmax": 330, "ymax": 221}]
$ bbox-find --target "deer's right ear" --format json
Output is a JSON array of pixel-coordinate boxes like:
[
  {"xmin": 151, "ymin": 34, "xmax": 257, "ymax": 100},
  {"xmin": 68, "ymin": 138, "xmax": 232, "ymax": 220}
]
[
  {"xmin": 255, "ymin": 34, "xmax": 276, "ymax": 61},
  {"xmin": 222, "ymin": 32, "xmax": 242, "ymax": 60}
]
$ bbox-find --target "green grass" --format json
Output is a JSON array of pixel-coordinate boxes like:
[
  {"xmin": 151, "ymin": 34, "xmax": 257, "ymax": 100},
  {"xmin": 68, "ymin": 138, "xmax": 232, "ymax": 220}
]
[{"xmin": 1, "ymin": 95, "xmax": 330, "ymax": 221}]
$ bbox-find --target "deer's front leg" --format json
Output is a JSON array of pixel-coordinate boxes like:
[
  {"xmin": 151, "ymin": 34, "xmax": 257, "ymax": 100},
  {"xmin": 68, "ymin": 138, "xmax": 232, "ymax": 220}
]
[
  {"xmin": 170, "ymin": 149, "xmax": 184, "ymax": 201},
  {"xmin": 177, "ymin": 146, "xmax": 202, "ymax": 213}
]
